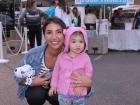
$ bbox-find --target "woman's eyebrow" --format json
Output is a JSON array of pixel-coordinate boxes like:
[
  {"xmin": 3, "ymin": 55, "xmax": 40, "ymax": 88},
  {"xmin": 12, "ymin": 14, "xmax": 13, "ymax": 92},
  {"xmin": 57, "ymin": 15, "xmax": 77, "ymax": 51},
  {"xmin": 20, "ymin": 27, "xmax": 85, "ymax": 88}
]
[
  {"xmin": 45, "ymin": 29, "xmax": 51, "ymax": 31},
  {"xmin": 46, "ymin": 29, "xmax": 62, "ymax": 31},
  {"xmin": 56, "ymin": 29, "xmax": 62, "ymax": 31}
]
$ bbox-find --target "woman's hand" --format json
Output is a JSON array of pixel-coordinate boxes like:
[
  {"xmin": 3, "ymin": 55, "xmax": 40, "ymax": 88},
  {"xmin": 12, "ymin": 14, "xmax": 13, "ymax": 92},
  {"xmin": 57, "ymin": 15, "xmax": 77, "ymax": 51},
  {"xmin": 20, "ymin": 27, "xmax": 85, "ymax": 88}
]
[
  {"xmin": 30, "ymin": 73, "xmax": 51, "ymax": 86},
  {"xmin": 71, "ymin": 72, "xmax": 92, "ymax": 88}
]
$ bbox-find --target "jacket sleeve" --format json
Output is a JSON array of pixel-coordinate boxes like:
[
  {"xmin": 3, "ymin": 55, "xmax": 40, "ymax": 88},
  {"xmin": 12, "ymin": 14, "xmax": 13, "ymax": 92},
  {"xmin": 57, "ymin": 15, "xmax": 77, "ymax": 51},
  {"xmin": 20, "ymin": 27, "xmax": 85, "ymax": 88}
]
[
  {"xmin": 38, "ymin": 9, "xmax": 48, "ymax": 18},
  {"xmin": 50, "ymin": 54, "xmax": 61, "ymax": 89},
  {"xmin": 85, "ymin": 55, "xmax": 93, "ymax": 79},
  {"xmin": 14, "ymin": 53, "xmax": 30, "ymax": 84},
  {"xmin": 19, "ymin": 10, "xmax": 27, "ymax": 26},
  {"xmin": 78, "ymin": 15, "xmax": 81, "ymax": 26}
]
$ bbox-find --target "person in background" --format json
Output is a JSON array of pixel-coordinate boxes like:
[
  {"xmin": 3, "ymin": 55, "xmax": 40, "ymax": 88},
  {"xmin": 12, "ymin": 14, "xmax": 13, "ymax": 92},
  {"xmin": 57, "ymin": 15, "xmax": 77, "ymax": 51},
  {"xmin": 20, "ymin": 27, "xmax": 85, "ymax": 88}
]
[
  {"xmin": 44, "ymin": 0, "xmax": 56, "ymax": 16},
  {"xmin": 54, "ymin": 0, "xmax": 64, "ymax": 19},
  {"xmin": 62, "ymin": 5, "xmax": 72, "ymax": 28},
  {"xmin": 72, "ymin": 7, "xmax": 81, "ymax": 27},
  {"xmin": 15, "ymin": 17, "xmax": 94, "ymax": 105},
  {"xmin": 49, "ymin": 0, "xmax": 72, "ymax": 28},
  {"xmin": 19, "ymin": 0, "xmax": 48, "ymax": 48},
  {"xmin": 84, "ymin": 7, "xmax": 97, "ymax": 30},
  {"xmin": 110, "ymin": 10, "xmax": 118, "ymax": 29},
  {"xmin": 132, "ymin": 8, "xmax": 140, "ymax": 29},
  {"xmin": 49, "ymin": 26, "xmax": 93, "ymax": 105},
  {"xmin": 110, "ymin": 8, "xmax": 126, "ymax": 30},
  {"xmin": 44, "ymin": 0, "xmax": 63, "ymax": 17}
]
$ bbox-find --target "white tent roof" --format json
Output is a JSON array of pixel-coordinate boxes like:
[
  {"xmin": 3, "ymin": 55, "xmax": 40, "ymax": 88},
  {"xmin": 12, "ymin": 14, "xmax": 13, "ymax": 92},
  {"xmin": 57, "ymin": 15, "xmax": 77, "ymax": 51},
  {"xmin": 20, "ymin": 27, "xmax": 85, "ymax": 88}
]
[
  {"xmin": 112, "ymin": 5, "xmax": 140, "ymax": 12},
  {"xmin": 21, "ymin": 0, "xmax": 27, "ymax": 1}
]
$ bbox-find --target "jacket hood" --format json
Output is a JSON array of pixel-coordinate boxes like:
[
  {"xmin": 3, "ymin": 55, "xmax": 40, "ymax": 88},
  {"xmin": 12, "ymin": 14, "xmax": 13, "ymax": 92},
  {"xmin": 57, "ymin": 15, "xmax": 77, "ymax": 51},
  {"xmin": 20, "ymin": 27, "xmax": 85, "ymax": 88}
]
[{"xmin": 63, "ymin": 27, "xmax": 88, "ymax": 53}]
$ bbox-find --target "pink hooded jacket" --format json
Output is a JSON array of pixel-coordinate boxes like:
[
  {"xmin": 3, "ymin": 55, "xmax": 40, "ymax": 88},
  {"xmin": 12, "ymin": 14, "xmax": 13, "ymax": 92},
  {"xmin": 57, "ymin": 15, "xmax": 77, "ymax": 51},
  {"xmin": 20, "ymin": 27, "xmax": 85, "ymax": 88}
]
[{"xmin": 50, "ymin": 27, "xmax": 93, "ymax": 96}]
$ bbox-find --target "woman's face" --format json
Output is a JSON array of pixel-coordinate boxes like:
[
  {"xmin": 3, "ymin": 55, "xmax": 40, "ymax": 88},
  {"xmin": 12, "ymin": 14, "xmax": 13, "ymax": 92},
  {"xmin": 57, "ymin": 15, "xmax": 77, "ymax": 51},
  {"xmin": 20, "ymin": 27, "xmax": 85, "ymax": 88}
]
[
  {"xmin": 44, "ymin": 22, "xmax": 64, "ymax": 50},
  {"xmin": 54, "ymin": 0, "xmax": 59, "ymax": 5},
  {"xmin": 73, "ymin": 8, "xmax": 77, "ymax": 13}
]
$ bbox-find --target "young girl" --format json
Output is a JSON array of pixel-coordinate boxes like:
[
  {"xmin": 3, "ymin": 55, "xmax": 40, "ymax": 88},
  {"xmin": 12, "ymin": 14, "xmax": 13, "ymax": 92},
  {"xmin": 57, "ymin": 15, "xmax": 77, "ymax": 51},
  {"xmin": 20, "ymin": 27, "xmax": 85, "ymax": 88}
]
[{"xmin": 49, "ymin": 27, "xmax": 93, "ymax": 105}]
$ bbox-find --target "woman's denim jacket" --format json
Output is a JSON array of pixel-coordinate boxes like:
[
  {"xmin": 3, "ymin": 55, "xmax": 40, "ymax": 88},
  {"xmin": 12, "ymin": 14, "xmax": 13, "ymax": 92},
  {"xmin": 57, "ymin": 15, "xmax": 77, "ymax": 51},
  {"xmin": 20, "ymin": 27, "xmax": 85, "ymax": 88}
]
[{"xmin": 14, "ymin": 44, "xmax": 94, "ymax": 100}]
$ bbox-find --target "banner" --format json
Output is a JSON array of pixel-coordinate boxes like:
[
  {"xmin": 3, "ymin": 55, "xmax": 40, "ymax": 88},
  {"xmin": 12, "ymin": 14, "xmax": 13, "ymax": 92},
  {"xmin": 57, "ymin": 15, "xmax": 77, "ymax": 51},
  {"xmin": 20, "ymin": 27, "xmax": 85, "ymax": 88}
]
[
  {"xmin": 127, "ymin": 0, "xmax": 134, "ymax": 4},
  {"xmin": 75, "ymin": 0, "xmax": 128, "ymax": 4}
]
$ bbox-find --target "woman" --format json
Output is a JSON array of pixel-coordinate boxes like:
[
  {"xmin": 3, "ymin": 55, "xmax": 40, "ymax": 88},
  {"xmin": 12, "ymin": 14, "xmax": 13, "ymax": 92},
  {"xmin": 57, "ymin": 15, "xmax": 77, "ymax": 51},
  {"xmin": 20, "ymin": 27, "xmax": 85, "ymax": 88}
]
[
  {"xmin": 72, "ymin": 7, "xmax": 81, "ymax": 27},
  {"xmin": 15, "ymin": 17, "xmax": 93, "ymax": 105},
  {"xmin": 84, "ymin": 7, "xmax": 97, "ymax": 30},
  {"xmin": 54, "ymin": 0, "xmax": 63, "ymax": 19},
  {"xmin": 19, "ymin": 0, "xmax": 48, "ymax": 48},
  {"xmin": 62, "ymin": 5, "xmax": 72, "ymax": 27}
]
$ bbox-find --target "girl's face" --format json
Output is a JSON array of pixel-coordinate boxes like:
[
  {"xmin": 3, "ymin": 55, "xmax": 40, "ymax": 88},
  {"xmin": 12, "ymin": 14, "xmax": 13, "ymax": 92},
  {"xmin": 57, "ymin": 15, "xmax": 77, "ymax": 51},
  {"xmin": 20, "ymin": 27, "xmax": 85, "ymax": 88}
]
[
  {"xmin": 44, "ymin": 22, "xmax": 64, "ymax": 50},
  {"xmin": 69, "ymin": 34, "xmax": 85, "ymax": 56}
]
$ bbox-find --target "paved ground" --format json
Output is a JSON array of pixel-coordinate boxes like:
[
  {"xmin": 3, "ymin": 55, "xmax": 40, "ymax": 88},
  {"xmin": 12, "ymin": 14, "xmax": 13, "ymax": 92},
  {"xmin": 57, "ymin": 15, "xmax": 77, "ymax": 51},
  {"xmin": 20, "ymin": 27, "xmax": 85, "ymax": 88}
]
[{"xmin": 0, "ymin": 50, "xmax": 140, "ymax": 105}]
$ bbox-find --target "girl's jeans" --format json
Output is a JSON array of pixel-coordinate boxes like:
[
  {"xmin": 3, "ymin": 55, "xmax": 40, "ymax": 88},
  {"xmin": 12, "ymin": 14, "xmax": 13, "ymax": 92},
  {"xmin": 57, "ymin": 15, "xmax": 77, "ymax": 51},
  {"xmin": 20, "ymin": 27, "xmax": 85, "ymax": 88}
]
[{"xmin": 58, "ymin": 94, "xmax": 85, "ymax": 105}]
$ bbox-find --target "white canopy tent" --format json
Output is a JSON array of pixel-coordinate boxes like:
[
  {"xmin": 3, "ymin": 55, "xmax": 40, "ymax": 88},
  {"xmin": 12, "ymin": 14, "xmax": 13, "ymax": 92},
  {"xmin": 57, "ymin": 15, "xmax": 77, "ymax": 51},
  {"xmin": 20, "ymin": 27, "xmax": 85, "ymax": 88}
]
[
  {"xmin": 21, "ymin": 0, "xmax": 27, "ymax": 1},
  {"xmin": 112, "ymin": 5, "xmax": 140, "ymax": 12}
]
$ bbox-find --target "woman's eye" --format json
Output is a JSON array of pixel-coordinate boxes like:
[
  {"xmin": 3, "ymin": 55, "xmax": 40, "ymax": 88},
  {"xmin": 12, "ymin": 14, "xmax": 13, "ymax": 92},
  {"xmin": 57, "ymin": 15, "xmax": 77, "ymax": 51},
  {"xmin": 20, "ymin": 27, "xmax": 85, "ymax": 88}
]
[
  {"xmin": 57, "ymin": 31, "xmax": 62, "ymax": 34},
  {"xmin": 47, "ymin": 32, "xmax": 51, "ymax": 34},
  {"xmin": 56, "ymin": 31, "xmax": 63, "ymax": 36}
]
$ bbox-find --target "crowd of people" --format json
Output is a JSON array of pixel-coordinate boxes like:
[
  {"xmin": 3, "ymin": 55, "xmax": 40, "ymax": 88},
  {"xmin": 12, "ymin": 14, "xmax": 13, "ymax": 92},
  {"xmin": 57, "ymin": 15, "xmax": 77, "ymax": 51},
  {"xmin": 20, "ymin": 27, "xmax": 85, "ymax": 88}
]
[
  {"xmin": 19, "ymin": 0, "xmax": 85, "ymax": 49},
  {"xmin": 110, "ymin": 7, "xmax": 140, "ymax": 30}
]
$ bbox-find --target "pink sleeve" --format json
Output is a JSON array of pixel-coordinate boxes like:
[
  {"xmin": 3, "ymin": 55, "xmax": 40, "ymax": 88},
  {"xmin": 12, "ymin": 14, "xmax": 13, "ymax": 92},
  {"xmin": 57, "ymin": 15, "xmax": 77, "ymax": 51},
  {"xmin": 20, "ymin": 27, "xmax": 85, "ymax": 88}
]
[
  {"xmin": 50, "ymin": 54, "xmax": 61, "ymax": 89},
  {"xmin": 85, "ymin": 56, "xmax": 93, "ymax": 79}
]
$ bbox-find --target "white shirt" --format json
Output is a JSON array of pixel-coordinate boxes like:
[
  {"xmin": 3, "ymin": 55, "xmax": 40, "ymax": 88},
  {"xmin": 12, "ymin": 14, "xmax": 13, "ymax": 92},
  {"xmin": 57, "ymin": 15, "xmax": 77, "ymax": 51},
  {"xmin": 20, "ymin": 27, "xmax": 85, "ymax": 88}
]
[
  {"xmin": 84, "ymin": 13, "xmax": 97, "ymax": 24},
  {"xmin": 55, "ymin": 6, "xmax": 63, "ymax": 19},
  {"xmin": 62, "ymin": 12, "xmax": 72, "ymax": 27}
]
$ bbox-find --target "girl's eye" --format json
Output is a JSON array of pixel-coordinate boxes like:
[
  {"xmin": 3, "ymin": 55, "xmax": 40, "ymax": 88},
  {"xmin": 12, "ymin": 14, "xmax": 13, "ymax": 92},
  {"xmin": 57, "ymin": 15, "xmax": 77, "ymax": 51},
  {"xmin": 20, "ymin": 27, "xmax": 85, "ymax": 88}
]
[
  {"xmin": 71, "ymin": 40, "xmax": 76, "ymax": 43},
  {"xmin": 80, "ymin": 40, "xmax": 84, "ymax": 43}
]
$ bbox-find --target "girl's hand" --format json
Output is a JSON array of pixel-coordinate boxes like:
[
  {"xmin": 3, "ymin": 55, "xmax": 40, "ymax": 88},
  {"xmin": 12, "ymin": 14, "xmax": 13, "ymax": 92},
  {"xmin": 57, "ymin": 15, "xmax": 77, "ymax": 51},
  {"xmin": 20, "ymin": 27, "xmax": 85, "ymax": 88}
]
[
  {"xmin": 73, "ymin": 87, "xmax": 82, "ymax": 96},
  {"xmin": 71, "ymin": 72, "xmax": 92, "ymax": 88},
  {"xmin": 49, "ymin": 88, "xmax": 57, "ymax": 96},
  {"xmin": 30, "ymin": 73, "xmax": 51, "ymax": 86}
]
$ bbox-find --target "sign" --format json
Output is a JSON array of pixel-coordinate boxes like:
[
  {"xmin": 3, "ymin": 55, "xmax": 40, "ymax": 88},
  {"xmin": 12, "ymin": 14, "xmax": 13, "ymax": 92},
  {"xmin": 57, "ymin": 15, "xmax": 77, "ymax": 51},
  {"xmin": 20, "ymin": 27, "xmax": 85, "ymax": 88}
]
[
  {"xmin": 127, "ymin": 0, "xmax": 134, "ymax": 4},
  {"xmin": 75, "ymin": 0, "xmax": 128, "ymax": 4}
]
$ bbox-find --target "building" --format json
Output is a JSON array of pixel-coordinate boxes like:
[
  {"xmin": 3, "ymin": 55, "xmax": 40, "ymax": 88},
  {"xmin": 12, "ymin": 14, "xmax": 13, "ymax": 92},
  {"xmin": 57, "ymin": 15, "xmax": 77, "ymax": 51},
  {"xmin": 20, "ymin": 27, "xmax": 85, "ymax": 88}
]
[{"xmin": 134, "ymin": 0, "xmax": 140, "ymax": 5}]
